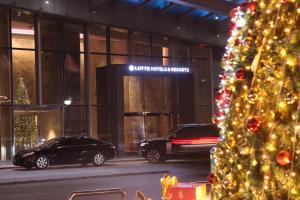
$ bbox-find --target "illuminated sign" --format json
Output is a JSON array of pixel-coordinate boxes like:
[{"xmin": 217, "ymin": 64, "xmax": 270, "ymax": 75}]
[{"xmin": 128, "ymin": 65, "xmax": 190, "ymax": 73}]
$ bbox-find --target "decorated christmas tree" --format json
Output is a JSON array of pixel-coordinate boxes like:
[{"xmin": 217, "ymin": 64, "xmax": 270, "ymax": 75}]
[
  {"xmin": 14, "ymin": 78, "xmax": 37, "ymax": 151},
  {"xmin": 210, "ymin": 0, "xmax": 300, "ymax": 199}
]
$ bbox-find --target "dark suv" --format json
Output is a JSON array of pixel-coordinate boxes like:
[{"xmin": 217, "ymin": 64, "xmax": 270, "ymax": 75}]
[
  {"xmin": 139, "ymin": 124, "xmax": 219, "ymax": 163},
  {"xmin": 13, "ymin": 136, "xmax": 116, "ymax": 169}
]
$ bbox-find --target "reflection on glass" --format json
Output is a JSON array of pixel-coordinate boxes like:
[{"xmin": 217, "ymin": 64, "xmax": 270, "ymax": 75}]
[
  {"xmin": 39, "ymin": 110, "xmax": 62, "ymax": 141},
  {"xmin": 152, "ymin": 36, "xmax": 172, "ymax": 57},
  {"xmin": 145, "ymin": 115, "xmax": 169, "ymax": 139},
  {"xmin": 124, "ymin": 76, "xmax": 143, "ymax": 112},
  {"xmin": 124, "ymin": 116, "xmax": 144, "ymax": 152},
  {"xmin": 90, "ymin": 25, "xmax": 106, "ymax": 53},
  {"xmin": 0, "ymin": 49, "xmax": 10, "ymax": 104},
  {"xmin": 13, "ymin": 110, "xmax": 38, "ymax": 152},
  {"xmin": 64, "ymin": 53, "xmax": 85, "ymax": 104},
  {"xmin": 42, "ymin": 51, "xmax": 62, "ymax": 104},
  {"xmin": 110, "ymin": 27, "xmax": 128, "ymax": 54},
  {"xmin": 64, "ymin": 106, "xmax": 86, "ymax": 136},
  {"xmin": 41, "ymin": 18, "xmax": 61, "ymax": 50},
  {"xmin": 90, "ymin": 54, "xmax": 107, "ymax": 105},
  {"xmin": 0, "ymin": 106, "xmax": 12, "ymax": 160},
  {"xmin": 144, "ymin": 77, "xmax": 163, "ymax": 112},
  {"xmin": 91, "ymin": 106, "xmax": 111, "ymax": 142},
  {"xmin": 0, "ymin": 9, "xmax": 9, "ymax": 47},
  {"xmin": 12, "ymin": 50, "xmax": 36, "ymax": 104},
  {"xmin": 11, "ymin": 9, "xmax": 35, "ymax": 49},
  {"xmin": 63, "ymin": 22, "xmax": 84, "ymax": 52},
  {"xmin": 132, "ymin": 32, "xmax": 150, "ymax": 56},
  {"xmin": 111, "ymin": 55, "xmax": 128, "ymax": 64}
]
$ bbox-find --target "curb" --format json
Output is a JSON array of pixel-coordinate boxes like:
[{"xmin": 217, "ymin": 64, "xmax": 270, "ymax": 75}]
[
  {"xmin": 0, "ymin": 158, "xmax": 146, "ymax": 170},
  {"xmin": 0, "ymin": 170, "xmax": 169, "ymax": 186}
]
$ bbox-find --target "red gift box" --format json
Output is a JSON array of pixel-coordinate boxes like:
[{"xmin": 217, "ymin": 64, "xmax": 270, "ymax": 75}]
[{"xmin": 165, "ymin": 182, "xmax": 207, "ymax": 200}]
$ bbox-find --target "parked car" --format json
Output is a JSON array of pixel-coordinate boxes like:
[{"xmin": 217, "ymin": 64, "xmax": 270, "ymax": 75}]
[
  {"xmin": 139, "ymin": 124, "xmax": 219, "ymax": 163},
  {"xmin": 13, "ymin": 136, "xmax": 116, "ymax": 169}
]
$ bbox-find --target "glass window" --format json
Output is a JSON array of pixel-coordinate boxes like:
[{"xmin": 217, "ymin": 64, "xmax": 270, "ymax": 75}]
[
  {"xmin": 12, "ymin": 50, "xmax": 36, "ymax": 104},
  {"xmin": 0, "ymin": 106, "xmax": 12, "ymax": 160},
  {"xmin": 152, "ymin": 57, "xmax": 172, "ymax": 66},
  {"xmin": 63, "ymin": 22, "xmax": 84, "ymax": 52},
  {"xmin": 41, "ymin": 51, "xmax": 62, "ymax": 104},
  {"xmin": 13, "ymin": 109, "xmax": 38, "ymax": 151},
  {"xmin": 64, "ymin": 53, "xmax": 85, "ymax": 104},
  {"xmin": 0, "ymin": 8, "xmax": 9, "ymax": 47},
  {"xmin": 132, "ymin": 56, "xmax": 151, "ymax": 65},
  {"xmin": 90, "ymin": 25, "xmax": 106, "ymax": 53},
  {"xmin": 90, "ymin": 55, "xmax": 108, "ymax": 105},
  {"xmin": 39, "ymin": 109, "xmax": 62, "ymax": 141},
  {"xmin": 110, "ymin": 27, "xmax": 128, "ymax": 54},
  {"xmin": 0, "ymin": 49, "xmax": 11, "ymax": 104},
  {"xmin": 191, "ymin": 44, "xmax": 210, "ymax": 59},
  {"xmin": 64, "ymin": 106, "xmax": 86, "ymax": 136},
  {"xmin": 91, "ymin": 106, "xmax": 111, "ymax": 142},
  {"xmin": 41, "ymin": 18, "xmax": 61, "ymax": 50},
  {"xmin": 111, "ymin": 55, "xmax": 128, "ymax": 64},
  {"xmin": 132, "ymin": 32, "xmax": 150, "ymax": 56},
  {"xmin": 11, "ymin": 9, "xmax": 35, "ymax": 49},
  {"xmin": 152, "ymin": 36, "xmax": 172, "ymax": 57},
  {"xmin": 175, "ymin": 40, "xmax": 189, "ymax": 58},
  {"xmin": 175, "ymin": 57, "xmax": 189, "ymax": 66}
]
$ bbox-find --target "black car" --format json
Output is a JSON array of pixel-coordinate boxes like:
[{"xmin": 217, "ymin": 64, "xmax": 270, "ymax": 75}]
[
  {"xmin": 13, "ymin": 136, "xmax": 116, "ymax": 169},
  {"xmin": 139, "ymin": 124, "xmax": 219, "ymax": 163}
]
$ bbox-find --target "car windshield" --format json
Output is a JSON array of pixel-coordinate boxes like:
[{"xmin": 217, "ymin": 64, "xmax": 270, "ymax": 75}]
[{"xmin": 39, "ymin": 138, "xmax": 61, "ymax": 148}]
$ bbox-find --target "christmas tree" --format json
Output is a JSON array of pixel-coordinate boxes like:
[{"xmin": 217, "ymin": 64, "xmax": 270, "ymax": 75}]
[
  {"xmin": 14, "ymin": 78, "xmax": 37, "ymax": 151},
  {"xmin": 210, "ymin": 0, "xmax": 300, "ymax": 199}
]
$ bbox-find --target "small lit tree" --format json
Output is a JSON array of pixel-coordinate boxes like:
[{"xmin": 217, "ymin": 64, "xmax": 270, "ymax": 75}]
[{"xmin": 14, "ymin": 78, "xmax": 37, "ymax": 151}]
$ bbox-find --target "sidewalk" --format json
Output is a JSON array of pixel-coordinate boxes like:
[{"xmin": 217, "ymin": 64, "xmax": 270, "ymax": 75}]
[{"xmin": 0, "ymin": 156, "xmax": 145, "ymax": 170}]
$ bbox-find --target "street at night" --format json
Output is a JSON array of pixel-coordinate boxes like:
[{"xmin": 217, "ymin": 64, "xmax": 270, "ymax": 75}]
[{"xmin": 0, "ymin": 157, "xmax": 210, "ymax": 200}]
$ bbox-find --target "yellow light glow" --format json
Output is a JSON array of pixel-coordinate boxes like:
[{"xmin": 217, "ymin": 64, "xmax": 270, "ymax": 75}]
[{"xmin": 195, "ymin": 184, "xmax": 207, "ymax": 200}]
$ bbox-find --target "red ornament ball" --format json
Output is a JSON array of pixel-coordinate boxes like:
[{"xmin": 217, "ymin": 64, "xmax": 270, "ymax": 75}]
[
  {"xmin": 246, "ymin": 116, "xmax": 261, "ymax": 133},
  {"xmin": 248, "ymin": 2, "xmax": 257, "ymax": 12},
  {"xmin": 235, "ymin": 68, "xmax": 246, "ymax": 80},
  {"xmin": 277, "ymin": 150, "xmax": 292, "ymax": 166},
  {"xmin": 207, "ymin": 173, "xmax": 216, "ymax": 184}
]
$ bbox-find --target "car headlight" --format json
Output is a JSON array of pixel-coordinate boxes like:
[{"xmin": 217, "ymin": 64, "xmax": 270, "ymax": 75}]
[
  {"xmin": 22, "ymin": 152, "xmax": 35, "ymax": 158},
  {"xmin": 140, "ymin": 142, "xmax": 148, "ymax": 147}
]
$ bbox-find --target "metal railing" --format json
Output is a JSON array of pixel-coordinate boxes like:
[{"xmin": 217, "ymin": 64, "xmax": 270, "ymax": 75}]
[{"xmin": 67, "ymin": 188, "xmax": 127, "ymax": 200}]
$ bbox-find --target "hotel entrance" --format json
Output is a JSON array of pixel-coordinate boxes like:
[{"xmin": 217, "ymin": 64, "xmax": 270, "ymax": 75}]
[{"xmin": 120, "ymin": 68, "xmax": 195, "ymax": 153}]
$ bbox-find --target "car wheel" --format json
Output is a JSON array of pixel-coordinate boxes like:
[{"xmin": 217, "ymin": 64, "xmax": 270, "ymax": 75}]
[
  {"xmin": 146, "ymin": 149, "xmax": 163, "ymax": 163},
  {"xmin": 35, "ymin": 155, "xmax": 49, "ymax": 169},
  {"xmin": 93, "ymin": 152, "xmax": 105, "ymax": 166}
]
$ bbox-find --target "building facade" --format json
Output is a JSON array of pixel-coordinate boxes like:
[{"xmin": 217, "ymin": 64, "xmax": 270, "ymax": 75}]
[{"xmin": 0, "ymin": 5, "xmax": 214, "ymax": 160}]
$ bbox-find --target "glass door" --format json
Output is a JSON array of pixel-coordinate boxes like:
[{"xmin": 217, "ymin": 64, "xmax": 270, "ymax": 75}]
[{"xmin": 123, "ymin": 75, "xmax": 177, "ymax": 153}]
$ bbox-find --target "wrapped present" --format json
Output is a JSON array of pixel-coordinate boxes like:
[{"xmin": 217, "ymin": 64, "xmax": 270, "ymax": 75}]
[{"xmin": 165, "ymin": 182, "xmax": 207, "ymax": 200}]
